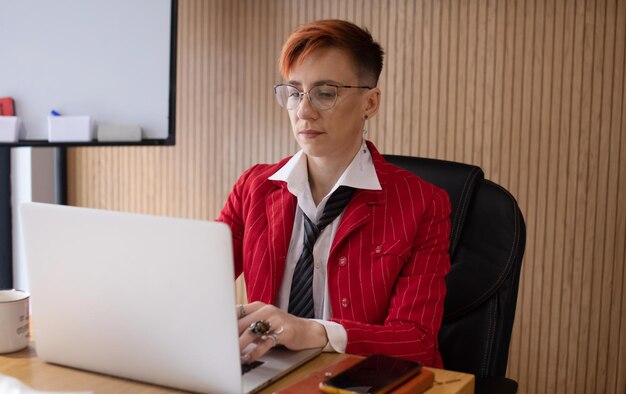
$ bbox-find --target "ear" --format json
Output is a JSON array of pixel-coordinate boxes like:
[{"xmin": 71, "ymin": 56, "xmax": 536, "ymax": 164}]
[{"xmin": 363, "ymin": 87, "xmax": 381, "ymax": 119}]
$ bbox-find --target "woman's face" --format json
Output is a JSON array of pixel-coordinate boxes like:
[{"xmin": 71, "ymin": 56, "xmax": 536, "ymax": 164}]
[{"xmin": 286, "ymin": 47, "xmax": 379, "ymax": 164}]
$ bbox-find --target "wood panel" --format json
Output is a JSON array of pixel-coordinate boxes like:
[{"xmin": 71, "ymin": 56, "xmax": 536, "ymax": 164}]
[{"xmin": 67, "ymin": 1, "xmax": 626, "ymax": 393}]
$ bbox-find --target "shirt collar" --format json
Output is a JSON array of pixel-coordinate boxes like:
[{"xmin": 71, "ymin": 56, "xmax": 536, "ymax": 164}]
[
  {"xmin": 268, "ymin": 140, "xmax": 382, "ymax": 198},
  {"xmin": 336, "ymin": 141, "xmax": 382, "ymax": 191}
]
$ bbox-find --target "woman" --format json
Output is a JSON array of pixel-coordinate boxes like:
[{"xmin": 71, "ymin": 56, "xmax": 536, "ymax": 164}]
[{"xmin": 217, "ymin": 19, "xmax": 451, "ymax": 368}]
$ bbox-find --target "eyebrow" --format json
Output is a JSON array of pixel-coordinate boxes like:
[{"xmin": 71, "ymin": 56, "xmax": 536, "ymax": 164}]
[{"xmin": 286, "ymin": 79, "xmax": 343, "ymax": 87}]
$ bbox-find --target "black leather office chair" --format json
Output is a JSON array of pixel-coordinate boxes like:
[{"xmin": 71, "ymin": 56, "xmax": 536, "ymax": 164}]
[{"xmin": 383, "ymin": 155, "xmax": 526, "ymax": 394}]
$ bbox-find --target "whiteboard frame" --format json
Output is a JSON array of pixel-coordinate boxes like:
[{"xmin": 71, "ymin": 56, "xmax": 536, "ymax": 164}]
[{"xmin": 0, "ymin": 0, "xmax": 177, "ymax": 147}]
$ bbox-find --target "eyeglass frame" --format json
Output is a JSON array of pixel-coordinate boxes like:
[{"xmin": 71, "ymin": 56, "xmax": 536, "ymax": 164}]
[{"xmin": 273, "ymin": 83, "xmax": 374, "ymax": 111}]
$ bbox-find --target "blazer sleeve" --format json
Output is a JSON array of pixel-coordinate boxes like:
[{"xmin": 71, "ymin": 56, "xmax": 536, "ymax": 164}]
[
  {"xmin": 332, "ymin": 186, "xmax": 451, "ymax": 367},
  {"xmin": 216, "ymin": 165, "xmax": 259, "ymax": 279}
]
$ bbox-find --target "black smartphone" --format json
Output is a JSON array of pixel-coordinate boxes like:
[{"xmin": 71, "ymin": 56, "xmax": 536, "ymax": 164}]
[{"xmin": 318, "ymin": 354, "xmax": 422, "ymax": 394}]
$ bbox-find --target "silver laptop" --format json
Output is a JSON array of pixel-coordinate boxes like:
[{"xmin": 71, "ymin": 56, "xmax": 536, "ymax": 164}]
[{"xmin": 20, "ymin": 202, "xmax": 321, "ymax": 394}]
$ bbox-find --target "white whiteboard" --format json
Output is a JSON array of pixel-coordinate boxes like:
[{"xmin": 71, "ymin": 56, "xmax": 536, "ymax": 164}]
[{"xmin": 0, "ymin": 0, "xmax": 174, "ymax": 141}]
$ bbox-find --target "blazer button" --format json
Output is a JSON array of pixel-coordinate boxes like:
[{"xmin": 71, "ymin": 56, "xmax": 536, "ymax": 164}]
[
  {"xmin": 338, "ymin": 256, "xmax": 347, "ymax": 266},
  {"xmin": 341, "ymin": 297, "xmax": 350, "ymax": 308},
  {"xmin": 375, "ymin": 245, "xmax": 382, "ymax": 253}
]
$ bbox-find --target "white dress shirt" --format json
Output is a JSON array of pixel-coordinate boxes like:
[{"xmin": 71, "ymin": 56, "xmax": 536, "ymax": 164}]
[{"xmin": 268, "ymin": 140, "xmax": 382, "ymax": 352}]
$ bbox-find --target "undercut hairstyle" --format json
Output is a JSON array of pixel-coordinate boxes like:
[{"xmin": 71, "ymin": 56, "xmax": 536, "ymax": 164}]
[{"xmin": 279, "ymin": 19, "xmax": 385, "ymax": 86}]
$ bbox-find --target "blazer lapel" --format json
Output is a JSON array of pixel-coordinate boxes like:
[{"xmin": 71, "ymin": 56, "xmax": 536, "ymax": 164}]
[
  {"xmin": 331, "ymin": 142, "xmax": 389, "ymax": 254},
  {"xmin": 265, "ymin": 184, "xmax": 297, "ymax": 302}
]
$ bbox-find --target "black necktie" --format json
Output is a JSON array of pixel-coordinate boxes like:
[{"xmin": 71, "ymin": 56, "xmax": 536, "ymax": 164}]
[{"xmin": 288, "ymin": 186, "xmax": 356, "ymax": 318}]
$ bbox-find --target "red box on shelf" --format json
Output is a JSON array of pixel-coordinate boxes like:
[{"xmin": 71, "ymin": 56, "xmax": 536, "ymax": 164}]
[{"xmin": 0, "ymin": 98, "xmax": 15, "ymax": 116}]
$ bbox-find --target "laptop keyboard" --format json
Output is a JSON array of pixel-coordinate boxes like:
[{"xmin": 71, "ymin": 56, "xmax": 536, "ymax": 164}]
[{"xmin": 241, "ymin": 360, "xmax": 264, "ymax": 375}]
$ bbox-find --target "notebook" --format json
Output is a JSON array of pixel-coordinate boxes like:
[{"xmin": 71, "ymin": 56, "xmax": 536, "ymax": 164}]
[{"xmin": 20, "ymin": 202, "xmax": 321, "ymax": 394}]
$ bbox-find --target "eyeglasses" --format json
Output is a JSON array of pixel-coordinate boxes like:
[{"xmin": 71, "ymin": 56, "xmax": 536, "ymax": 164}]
[{"xmin": 273, "ymin": 83, "xmax": 373, "ymax": 111}]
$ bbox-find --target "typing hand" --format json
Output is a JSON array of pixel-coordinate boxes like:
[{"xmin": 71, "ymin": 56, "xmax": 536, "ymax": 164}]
[{"xmin": 236, "ymin": 301, "xmax": 327, "ymax": 364}]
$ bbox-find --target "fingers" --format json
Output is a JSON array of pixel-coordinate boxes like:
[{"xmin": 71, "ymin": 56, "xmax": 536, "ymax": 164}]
[
  {"xmin": 237, "ymin": 303, "xmax": 278, "ymax": 353},
  {"xmin": 239, "ymin": 316, "xmax": 283, "ymax": 356},
  {"xmin": 238, "ymin": 304, "xmax": 288, "ymax": 363},
  {"xmin": 240, "ymin": 323, "xmax": 285, "ymax": 364},
  {"xmin": 235, "ymin": 303, "xmax": 246, "ymax": 319},
  {"xmin": 237, "ymin": 303, "xmax": 327, "ymax": 364},
  {"xmin": 240, "ymin": 301, "xmax": 265, "ymax": 316},
  {"xmin": 237, "ymin": 301, "xmax": 268, "ymax": 334},
  {"xmin": 241, "ymin": 332, "xmax": 279, "ymax": 364}
]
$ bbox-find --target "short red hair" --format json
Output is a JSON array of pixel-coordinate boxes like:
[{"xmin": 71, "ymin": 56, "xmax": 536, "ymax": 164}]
[{"xmin": 279, "ymin": 19, "xmax": 384, "ymax": 85}]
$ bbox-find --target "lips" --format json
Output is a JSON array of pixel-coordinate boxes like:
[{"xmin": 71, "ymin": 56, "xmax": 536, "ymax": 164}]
[{"xmin": 298, "ymin": 129, "xmax": 324, "ymax": 138}]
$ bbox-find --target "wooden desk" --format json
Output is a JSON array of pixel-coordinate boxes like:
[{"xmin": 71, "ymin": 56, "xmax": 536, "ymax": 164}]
[{"xmin": 0, "ymin": 344, "xmax": 474, "ymax": 394}]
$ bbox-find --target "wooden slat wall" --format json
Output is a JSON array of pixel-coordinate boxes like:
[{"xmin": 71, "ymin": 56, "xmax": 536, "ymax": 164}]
[{"xmin": 67, "ymin": 1, "xmax": 626, "ymax": 393}]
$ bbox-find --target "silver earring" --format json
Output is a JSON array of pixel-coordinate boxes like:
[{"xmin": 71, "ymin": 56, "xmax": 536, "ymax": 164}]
[{"xmin": 362, "ymin": 114, "xmax": 369, "ymax": 135}]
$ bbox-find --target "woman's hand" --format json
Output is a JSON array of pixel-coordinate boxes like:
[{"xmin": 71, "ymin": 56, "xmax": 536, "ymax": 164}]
[{"xmin": 236, "ymin": 301, "xmax": 328, "ymax": 363}]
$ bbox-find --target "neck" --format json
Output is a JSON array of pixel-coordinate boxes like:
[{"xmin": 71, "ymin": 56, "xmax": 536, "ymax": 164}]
[{"xmin": 306, "ymin": 142, "xmax": 362, "ymax": 205}]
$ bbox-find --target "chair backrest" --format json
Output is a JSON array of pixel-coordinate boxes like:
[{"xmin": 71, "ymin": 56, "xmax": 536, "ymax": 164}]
[{"xmin": 383, "ymin": 154, "xmax": 526, "ymax": 378}]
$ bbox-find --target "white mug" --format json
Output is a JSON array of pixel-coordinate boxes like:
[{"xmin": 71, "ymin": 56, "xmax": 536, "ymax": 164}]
[{"xmin": 0, "ymin": 289, "xmax": 30, "ymax": 353}]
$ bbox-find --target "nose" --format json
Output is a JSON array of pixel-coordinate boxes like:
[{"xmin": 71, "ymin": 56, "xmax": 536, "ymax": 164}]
[{"xmin": 296, "ymin": 93, "xmax": 318, "ymax": 120}]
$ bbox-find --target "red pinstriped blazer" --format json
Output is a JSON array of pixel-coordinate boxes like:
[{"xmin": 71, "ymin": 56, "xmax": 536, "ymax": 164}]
[{"xmin": 217, "ymin": 142, "xmax": 451, "ymax": 367}]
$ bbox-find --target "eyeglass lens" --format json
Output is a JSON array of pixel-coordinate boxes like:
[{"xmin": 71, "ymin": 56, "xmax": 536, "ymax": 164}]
[{"xmin": 274, "ymin": 85, "xmax": 338, "ymax": 111}]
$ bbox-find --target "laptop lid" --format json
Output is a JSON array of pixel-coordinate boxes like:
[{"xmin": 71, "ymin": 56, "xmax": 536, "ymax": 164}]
[{"xmin": 21, "ymin": 202, "xmax": 294, "ymax": 393}]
